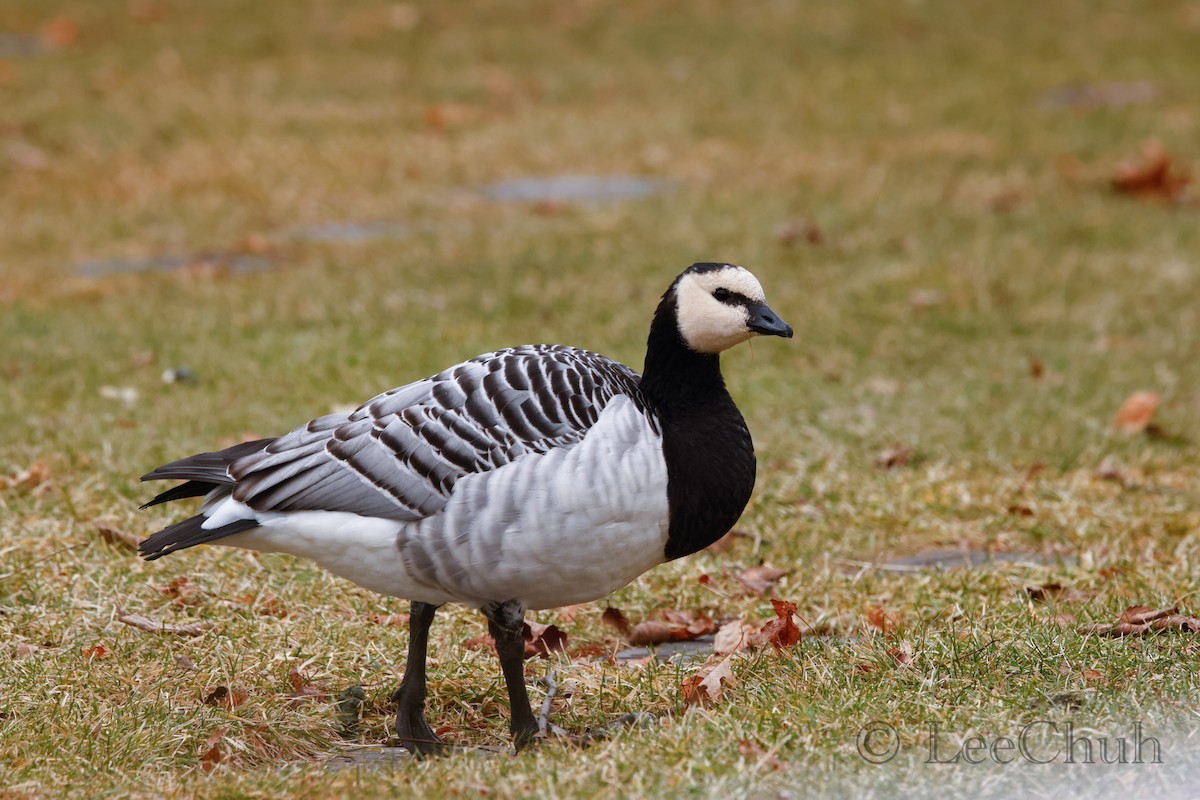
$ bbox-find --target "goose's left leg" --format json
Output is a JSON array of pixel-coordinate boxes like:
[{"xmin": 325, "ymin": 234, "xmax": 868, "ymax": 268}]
[{"xmin": 482, "ymin": 600, "xmax": 539, "ymax": 750}]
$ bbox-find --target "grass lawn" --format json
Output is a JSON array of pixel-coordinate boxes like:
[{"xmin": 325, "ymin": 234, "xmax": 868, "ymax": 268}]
[{"xmin": 2, "ymin": 0, "xmax": 1199, "ymax": 797}]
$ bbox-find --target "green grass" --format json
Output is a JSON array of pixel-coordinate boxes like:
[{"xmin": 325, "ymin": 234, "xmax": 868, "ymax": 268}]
[{"xmin": 2, "ymin": 0, "xmax": 1199, "ymax": 797}]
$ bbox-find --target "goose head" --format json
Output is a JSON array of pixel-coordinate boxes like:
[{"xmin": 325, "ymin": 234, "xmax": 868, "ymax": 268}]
[{"xmin": 671, "ymin": 263, "xmax": 793, "ymax": 354}]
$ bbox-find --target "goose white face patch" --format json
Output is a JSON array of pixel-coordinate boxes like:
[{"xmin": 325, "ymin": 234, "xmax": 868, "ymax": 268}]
[{"xmin": 674, "ymin": 265, "xmax": 768, "ymax": 354}]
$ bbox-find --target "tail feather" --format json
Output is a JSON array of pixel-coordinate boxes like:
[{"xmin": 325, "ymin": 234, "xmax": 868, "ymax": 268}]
[
  {"xmin": 140, "ymin": 437, "xmax": 275, "ymax": 559},
  {"xmin": 139, "ymin": 515, "xmax": 259, "ymax": 560},
  {"xmin": 139, "ymin": 480, "xmax": 220, "ymax": 509},
  {"xmin": 140, "ymin": 438, "xmax": 275, "ymax": 484}
]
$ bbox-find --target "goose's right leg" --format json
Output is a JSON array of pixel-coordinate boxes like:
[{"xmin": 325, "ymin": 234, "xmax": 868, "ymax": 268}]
[{"xmin": 393, "ymin": 601, "xmax": 443, "ymax": 756}]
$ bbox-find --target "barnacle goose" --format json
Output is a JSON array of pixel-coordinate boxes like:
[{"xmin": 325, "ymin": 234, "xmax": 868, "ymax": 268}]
[{"xmin": 139, "ymin": 262, "xmax": 792, "ymax": 753}]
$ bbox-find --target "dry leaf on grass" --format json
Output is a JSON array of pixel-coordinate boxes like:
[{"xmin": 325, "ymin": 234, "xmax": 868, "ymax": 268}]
[
  {"xmin": 82, "ymin": 644, "xmax": 111, "ymax": 660},
  {"xmin": 1112, "ymin": 140, "xmax": 1191, "ymax": 200},
  {"xmin": 201, "ymin": 725, "xmax": 228, "ymax": 772},
  {"xmin": 874, "ymin": 445, "xmax": 911, "ymax": 469},
  {"xmin": 0, "ymin": 460, "xmax": 52, "ymax": 492},
  {"xmin": 1025, "ymin": 583, "xmax": 1088, "ymax": 603},
  {"xmin": 602, "ymin": 607, "xmax": 717, "ymax": 646},
  {"xmin": 203, "ymin": 686, "xmax": 248, "ymax": 711},
  {"xmin": 462, "ymin": 621, "xmax": 568, "ymax": 659},
  {"xmin": 714, "ymin": 619, "xmax": 757, "ymax": 655},
  {"xmin": 755, "ymin": 599, "xmax": 802, "ymax": 650},
  {"xmin": 887, "ymin": 643, "xmax": 914, "ymax": 667},
  {"xmin": 524, "ymin": 620, "xmax": 568, "ymax": 658},
  {"xmin": 41, "ymin": 16, "xmax": 80, "ymax": 48},
  {"xmin": 1113, "ymin": 390, "xmax": 1161, "ymax": 434},
  {"xmin": 154, "ymin": 577, "xmax": 205, "ymax": 606},
  {"xmin": 681, "ymin": 652, "xmax": 739, "ymax": 707},
  {"xmin": 116, "ymin": 608, "xmax": 210, "ymax": 637},
  {"xmin": 289, "ymin": 669, "xmax": 327, "ymax": 701},
  {"xmin": 1078, "ymin": 605, "xmax": 1200, "ymax": 637},
  {"xmin": 601, "ymin": 606, "xmax": 632, "ymax": 636},
  {"xmin": 95, "ymin": 525, "xmax": 140, "ymax": 551},
  {"xmin": 736, "ymin": 564, "xmax": 788, "ymax": 596},
  {"xmin": 866, "ymin": 605, "xmax": 900, "ymax": 635}
]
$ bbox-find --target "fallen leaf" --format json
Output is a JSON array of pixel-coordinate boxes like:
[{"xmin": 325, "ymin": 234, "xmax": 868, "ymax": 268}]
[
  {"xmin": 1113, "ymin": 390, "xmax": 1160, "ymax": 433},
  {"xmin": 462, "ymin": 622, "xmax": 569, "ymax": 659},
  {"xmin": 1112, "ymin": 140, "xmax": 1190, "ymax": 200},
  {"xmin": 887, "ymin": 643, "xmax": 913, "ymax": 667},
  {"xmin": 627, "ymin": 619, "xmax": 698, "ymax": 646},
  {"xmin": 1119, "ymin": 605, "xmax": 1173, "ymax": 626},
  {"xmin": 1029, "ymin": 357, "xmax": 1045, "ymax": 380},
  {"xmin": 116, "ymin": 608, "xmax": 209, "ymax": 636},
  {"xmin": 95, "ymin": 525, "xmax": 140, "ymax": 550},
  {"xmin": 82, "ymin": 644, "xmax": 111, "ymax": 660},
  {"xmin": 174, "ymin": 653, "xmax": 198, "ymax": 670},
  {"xmin": 41, "ymin": 16, "xmax": 80, "ymax": 48},
  {"xmin": 659, "ymin": 609, "xmax": 719, "ymax": 636},
  {"xmin": 874, "ymin": 445, "xmax": 911, "ymax": 469},
  {"xmin": 154, "ymin": 576, "xmax": 204, "ymax": 606},
  {"xmin": 0, "ymin": 460, "xmax": 52, "ymax": 492},
  {"xmin": 713, "ymin": 619, "xmax": 756, "ymax": 655},
  {"xmin": 736, "ymin": 564, "xmax": 788, "ymax": 596},
  {"xmin": 289, "ymin": 669, "xmax": 326, "ymax": 700},
  {"xmin": 601, "ymin": 607, "xmax": 632, "ymax": 636},
  {"xmin": 568, "ymin": 642, "xmax": 610, "ymax": 660},
  {"xmin": 1078, "ymin": 604, "xmax": 1200, "ymax": 637},
  {"xmin": 462, "ymin": 633, "xmax": 495, "ymax": 652},
  {"xmin": 865, "ymin": 605, "xmax": 899, "ymax": 635},
  {"xmin": 1026, "ymin": 583, "xmax": 1065, "ymax": 602},
  {"xmin": 755, "ymin": 599, "xmax": 801, "ymax": 650},
  {"xmin": 681, "ymin": 652, "xmax": 738, "ymax": 707},
  {"xmin": 367, "ymin": 612, "xmax": 409, "ymax": 627},
  {"xmin": 523, "ymin": 620, "xmax": 568, "ymax": 658},
  {"xmin": 201, "ymin": 725, "xmax": 228, "ymax": 772},
  {"xmin": 1080, "ymin": 668, "xmax": 1106, "ymax": 685},
  {"xmin": 203, "ymin": 686, "xmax": 248, "ymax": 711}
]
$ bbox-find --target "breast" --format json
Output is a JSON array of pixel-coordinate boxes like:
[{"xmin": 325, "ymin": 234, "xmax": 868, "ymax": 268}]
[{"xmin": 660, "ymin": 403, "xmax": 756, "ymax": 560}]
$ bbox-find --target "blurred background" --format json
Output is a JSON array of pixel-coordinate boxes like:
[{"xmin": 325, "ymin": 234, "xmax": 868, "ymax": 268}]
[{"xmin": 1, "ymin": 1, "xmax": 1198, "ymax": 795}]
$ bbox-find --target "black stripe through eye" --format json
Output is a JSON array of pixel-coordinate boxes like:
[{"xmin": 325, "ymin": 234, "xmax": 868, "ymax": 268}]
[{"xmin": 713, "ymin": 287, "xmax": 730, "ymax": 301}]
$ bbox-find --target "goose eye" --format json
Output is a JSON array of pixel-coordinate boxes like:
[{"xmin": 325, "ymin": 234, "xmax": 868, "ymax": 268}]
[{"xmin": 713, "ymin": 288, "xmax": 730, "ymax": 301}]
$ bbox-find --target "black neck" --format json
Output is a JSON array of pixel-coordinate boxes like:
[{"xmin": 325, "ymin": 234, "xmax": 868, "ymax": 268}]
[
  {"xmin": 639, "ymin": 294, "xmax": 756, "ymax": 560},
  {"xmin": 639, "ymin": 300, "xmax": 728, "ymax": 415}
]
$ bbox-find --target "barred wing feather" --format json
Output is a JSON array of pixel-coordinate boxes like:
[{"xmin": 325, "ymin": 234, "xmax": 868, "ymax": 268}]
[{"xmin": 227, "ymin": 345, "xmax": 648, "ymax": 521}]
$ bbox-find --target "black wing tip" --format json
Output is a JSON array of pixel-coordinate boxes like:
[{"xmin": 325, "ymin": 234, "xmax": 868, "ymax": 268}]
[{"xmin": 138, "ymin": 516, "xmax": 259, "ymax": 561}]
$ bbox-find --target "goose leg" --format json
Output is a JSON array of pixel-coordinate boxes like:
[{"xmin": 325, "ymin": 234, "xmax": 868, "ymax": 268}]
[
  {"xmin": 392, "ymin": 601, "xmax": 442, "ymax": 756},
  {"xmin": 482, "ymin": 600, "xmax": 539, "ymax": 750}
]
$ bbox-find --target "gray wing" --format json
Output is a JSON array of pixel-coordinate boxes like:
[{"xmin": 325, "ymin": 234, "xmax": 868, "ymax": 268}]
[{"xmin": 227, "ymin": 344, "xmax": 651, "ymax": 520}]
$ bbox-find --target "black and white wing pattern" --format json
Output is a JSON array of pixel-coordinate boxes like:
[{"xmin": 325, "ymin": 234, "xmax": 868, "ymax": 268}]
[{"xmin": 223, "ymin": 344, "xmax": 651, "ymax": 521}]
